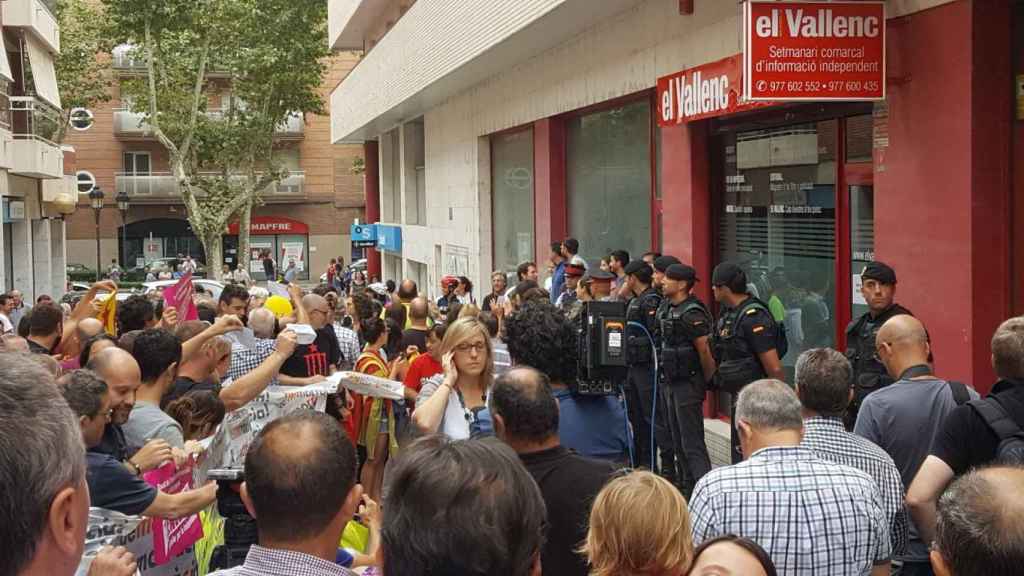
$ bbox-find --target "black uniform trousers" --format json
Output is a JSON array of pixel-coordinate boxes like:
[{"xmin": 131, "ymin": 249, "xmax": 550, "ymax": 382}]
[
  {"xmin": 625, "ymin": 363, "xmax": 675, "ymax": 477},
  {"xmin": 661, "ymin": 381, "xmax": 711, "ymax": 497}
]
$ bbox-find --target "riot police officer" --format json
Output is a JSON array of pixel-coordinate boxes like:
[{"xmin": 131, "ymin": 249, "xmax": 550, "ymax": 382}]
[
  {"xmin": 843, "ymin": 261, "xmax": 912, "ymax": 429},
  {"xmin": 623, "ymin": 259, "xmax": 674, "ymax": 477},
  {"xmin": 652, "ymin": 255, "xmax": 681, "ymax": 294},
  {"xmin": 711, "ymin": 261, "xmax": 785, "ymax": 463},
  {"xmin": 657, "ymin": 263, "xmax": 715, "ymax": 495}
]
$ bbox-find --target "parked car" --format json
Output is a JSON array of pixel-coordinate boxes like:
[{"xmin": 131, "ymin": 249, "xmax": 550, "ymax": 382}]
[
  {"xmin": 133, "ymin": 258, "xmax": 208, "ymax": 278},
  {"xmin": 140, "ymin": 279, "xmax": 225, "ymax": 302},
  {"xmin": 66, "ymin": 263, "xmax": 96, "ymax": 278}
]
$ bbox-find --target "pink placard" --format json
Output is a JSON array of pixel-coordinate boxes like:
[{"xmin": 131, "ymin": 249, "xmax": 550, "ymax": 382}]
[
  {"xmin": 142, "ymin": 461, "xmax": 204, "ymax": 564},
  {"xmin": 162, "ymin": 272, "xmax": 199, "ymax": 322}
]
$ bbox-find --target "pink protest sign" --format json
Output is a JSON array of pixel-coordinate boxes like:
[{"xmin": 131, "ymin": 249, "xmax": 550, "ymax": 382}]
[
  {"xmin": 142, "ymin": 461, "xmax": 204, "ymax": 564},
  {"xmin": 162, "ymin": 272, "xmax": 198, "ymax": 322}
]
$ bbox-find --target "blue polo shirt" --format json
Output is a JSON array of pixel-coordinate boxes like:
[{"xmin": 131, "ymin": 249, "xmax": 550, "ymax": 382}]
[
  {"xmin": 550, "ymin": 261, "xmax": 566, "ymax": 304},
  {"xmin": 552, "ymin": 387, "xmax": 630, "ymax": 464}
]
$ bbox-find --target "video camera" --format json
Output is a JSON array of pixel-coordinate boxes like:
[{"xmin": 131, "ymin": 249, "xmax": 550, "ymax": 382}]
[
  {"xmin": 207, "ymin": 468, "xmax": 255, "ymax": 571},
  {"xmin": 574, "ymin": 301, "xmax": 628, "ymax": 395}
]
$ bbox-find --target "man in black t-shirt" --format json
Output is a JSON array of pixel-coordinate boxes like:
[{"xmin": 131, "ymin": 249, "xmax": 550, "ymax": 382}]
[
  {"xmin": 401, "ymin": 297, "xmax": 431, "ymax": 353},
  {"xmin": 490, "ymin": 367, "xmax": 615, "ymax": 576},
  {"xmin": 908, "ymin": 316, "xmax": 1024, "ymax": 545},
  {"xmin": 281, "ymin": 293, "xmax": 342, "ymax": 379}
]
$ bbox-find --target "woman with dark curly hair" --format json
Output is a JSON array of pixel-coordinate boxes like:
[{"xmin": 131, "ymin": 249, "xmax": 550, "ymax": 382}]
[
  {"xmin": 687, "ymin": 535, "xmax": 777, "ymax": 576},
  {"xmin": 503, "ymin": 299, "xmax": 630, "ymax": 464}
]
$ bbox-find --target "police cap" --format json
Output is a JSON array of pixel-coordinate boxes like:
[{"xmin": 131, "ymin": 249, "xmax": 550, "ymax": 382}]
[
  {"xmin": 861, "ymin": 261, "xmax": 897, "ymax": 285},
  {"xmin": 665, "ymin": 263, "xmax": 698, "ymax": 284},
  {"xmin": 565, "ymin": 263, "xmax": 586, "ymax": 278},
  {"xmin": 583, "ymin": 269, "xmax": 615, "ymax": 284},
  {"xmin": 623, "ymin": 260, "xmax": 650, "ymax": 277},
  {"xmin": 653, "ymin": 255, "xmax": 681, "ymax": 273},
  {"xmin": 711, "ymin": 261, "xmax": 746, "ymax": 287}
]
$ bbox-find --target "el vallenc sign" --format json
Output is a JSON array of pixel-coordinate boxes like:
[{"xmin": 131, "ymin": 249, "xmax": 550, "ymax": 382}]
[
  {"xmin": 656, "ymin": 55, "xmax": 773, "ymax": 126},
  {"xmin": 744, "ymin": 1, "xmax": 885, "ymax": 101}
]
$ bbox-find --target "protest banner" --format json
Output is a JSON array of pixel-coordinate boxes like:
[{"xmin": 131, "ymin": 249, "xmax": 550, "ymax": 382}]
[
  {"xmin": 143, "ymin": 461, "xmax": 204, "ymax": 565},
  {"xmin": 163, "ymin": 272, "xmax": 199, "ymax": 322},
  {"xmin": 78, "ymin": 509, "xmax": 198, "ymax": 576}
]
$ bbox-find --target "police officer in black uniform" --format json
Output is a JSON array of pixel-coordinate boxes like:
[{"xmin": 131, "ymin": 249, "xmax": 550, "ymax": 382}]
[
  {"xmin": 657, "ymin": 263, "xmax": 715, "ymax": 496},
  {"xmin": 623, "ymin": 259, "xmax": 674, "ymax": 477},
  {"xmin": 843, "ymin": 261, "xmax": 913, "ymax": 429},
  {"xmin": 652, "ymin": 255, "xmax": 682, "ymax": 294},
  {"xmin": 711, "ymin": 261, "xmax": 785, "ymax": 463}
]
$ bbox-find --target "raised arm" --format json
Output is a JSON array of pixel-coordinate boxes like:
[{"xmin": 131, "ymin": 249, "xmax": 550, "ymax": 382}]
[{"xmin": 220, "ymin": 330, "xmax": 298, "ymax": 411}]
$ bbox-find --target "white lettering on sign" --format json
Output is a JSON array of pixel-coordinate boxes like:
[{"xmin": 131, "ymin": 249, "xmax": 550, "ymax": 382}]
[
  {"xmin": 755, "ymin": 9, "xmax": 880, "ymax": 39},
  {"xmin": 252, "ymin": 222, "xmax": 292, "ymax": 233},
  {"xmin": 661, "ymin": 71, "xmax": 730, "ymax": 123}
]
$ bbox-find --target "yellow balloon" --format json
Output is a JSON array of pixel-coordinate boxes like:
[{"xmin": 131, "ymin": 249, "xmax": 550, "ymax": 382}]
[{"xmin": 264, "ymin": 295, "xmax": 293, "ymax": 318}]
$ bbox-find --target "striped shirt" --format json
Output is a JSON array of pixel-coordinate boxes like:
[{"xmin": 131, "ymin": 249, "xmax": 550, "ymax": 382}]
[
  {"xmin": 690, "ymin": 445, "xmax": 891, "ymax": 576},
  {"xmin": 801, "ymin": 416, "xmax": 909, "ymax": 557},
  {"xmin": 209, "ymin": 545, "xmax": 357, "ymax": 576}
]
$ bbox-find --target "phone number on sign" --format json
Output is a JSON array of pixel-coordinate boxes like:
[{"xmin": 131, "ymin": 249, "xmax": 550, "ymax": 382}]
[{"xmin": 759, "ymin": 80, "xmax": 880, "ymax": 93}]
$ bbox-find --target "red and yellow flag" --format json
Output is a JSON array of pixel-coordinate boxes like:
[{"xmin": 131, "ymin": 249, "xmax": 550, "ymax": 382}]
[{"xmin": 97, "ymin": 292, "xmax": 118, "ymax": 336}]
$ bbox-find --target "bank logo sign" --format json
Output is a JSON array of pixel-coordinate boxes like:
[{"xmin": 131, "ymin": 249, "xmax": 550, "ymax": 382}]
[{"xmin": 743, "ymin": 0, "xmax": 885, "ymax": 101}]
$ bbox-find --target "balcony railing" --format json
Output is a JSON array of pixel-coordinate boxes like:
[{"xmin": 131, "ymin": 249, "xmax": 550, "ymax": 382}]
[
  {"xmin": 112, "ymin": 44, "xmax": 230, "ymax": 75},
  {"xmin": 116, "ymin": 171, "xmax": 305, "ymax": 200},
  {"xmin": 114, "ymin": 108, "xmax": 303, "ymax": 139},
  {"xmin": 10, "ymin": 96, "xmax": 60, "ymax": 144}
]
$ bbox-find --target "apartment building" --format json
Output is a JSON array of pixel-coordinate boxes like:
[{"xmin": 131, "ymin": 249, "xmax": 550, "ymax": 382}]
[
  {"xmin": 0, "ymin": 0, "xmax": 77, "ymax": 301},
  {"xmin": 63, "ymin": 48, "xmax": 366, "ymax": 281}
]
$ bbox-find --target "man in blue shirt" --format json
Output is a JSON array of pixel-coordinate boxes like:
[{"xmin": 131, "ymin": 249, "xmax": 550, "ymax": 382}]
[
  {"xmin": 499, "ymin": 299, "xmax": 630, "ymax": 464},
  {"xmin": 549, "ymin": 242, "xmax": 567, "ymax": 305}
]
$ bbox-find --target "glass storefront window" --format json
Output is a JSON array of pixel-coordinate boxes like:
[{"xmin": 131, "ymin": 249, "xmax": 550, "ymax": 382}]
[
  {"xmin": 567, "ymin": 100, "xmax": 652, "ymax": 265},
  {"xmin": 717, "ymin": 120, "xmax": 838, "ymax": 383},
  {"xmin": 491, "ymin": 129, "xmax": 535, "ymax": 275}
]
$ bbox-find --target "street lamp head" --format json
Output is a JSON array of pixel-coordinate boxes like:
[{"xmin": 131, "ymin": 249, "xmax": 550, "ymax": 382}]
[
  {"xmin": 88, "ymin": 186, "xmax": 105, "ymax": 211},
  {"xmin": 116, "ymin": 189, "xmax": 130, "ymax": 212}
]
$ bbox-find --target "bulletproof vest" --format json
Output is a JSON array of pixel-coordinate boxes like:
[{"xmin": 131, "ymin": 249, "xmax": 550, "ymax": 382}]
[
  {"xmin": 844, "ymin": 303, "xmax": 912, "ymax": 399},
  {"xmin": 713, "ymin": 301, "xmax": 767, "ymax": 394},
  {"xmin": 658, "ymin": 297, "xmax": 706, "ymax": 382},
  {"xmin": 626, "ymin": 288, "xmax": 662, "ymax": 364}
]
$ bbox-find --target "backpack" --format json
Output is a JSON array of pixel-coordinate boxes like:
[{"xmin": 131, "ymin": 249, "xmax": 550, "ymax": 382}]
[
  {"xmin": 968, "ymin": 396, "xmax": 1024, "ymax": 465},
  {"xmin": 733, "ymin": 298, "xmax": 789, "ymax": 360}
]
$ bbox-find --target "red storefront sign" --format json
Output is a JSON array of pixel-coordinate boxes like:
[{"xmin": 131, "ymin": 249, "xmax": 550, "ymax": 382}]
[
  {"xmin": 227, "ymin": 216, "xmax": 308, "ymax": 235},
  {"xmin": 744, "ymin": 0, "xmax": 885, "ymax": 101},
  {"xmin": 656, "ymin": 55, "xmax": 773, "ymax": 126}
]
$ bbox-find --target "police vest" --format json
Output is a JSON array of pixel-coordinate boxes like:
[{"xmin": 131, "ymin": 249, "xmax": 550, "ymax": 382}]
[
  {"xmin": 713, "ymin": 299, "xmax": 773, "ymax": 394},
  {"xmin": 658, "ymin": 298, "xmax": 708, "ymax": 383},
  {"xmin": 626, "ymin": 289, "xmax": 662, "ymax": 364},
  {"xmin": 844, "ymin": 303, "xmax": 912, "ymax": 398}
]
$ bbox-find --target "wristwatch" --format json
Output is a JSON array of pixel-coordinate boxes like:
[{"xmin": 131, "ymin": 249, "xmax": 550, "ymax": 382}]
[{"xmin": 125, "ymin": 459, "xmax": 141, "ymax": 475}]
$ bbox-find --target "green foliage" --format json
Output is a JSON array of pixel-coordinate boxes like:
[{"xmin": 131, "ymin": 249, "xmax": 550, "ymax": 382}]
[{"xmin": 102, "ymin": 0, "xmax": 330, "ymax": 278}]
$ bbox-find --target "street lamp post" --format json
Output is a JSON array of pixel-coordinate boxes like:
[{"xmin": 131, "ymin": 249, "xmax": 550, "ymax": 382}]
[
  {"xmin": 116, "ymin": 190, "xmax": 130, "ymax": 270},
  {"xmin": 88, "ymin": 186, "xmax": 105, "ymax": 281}
]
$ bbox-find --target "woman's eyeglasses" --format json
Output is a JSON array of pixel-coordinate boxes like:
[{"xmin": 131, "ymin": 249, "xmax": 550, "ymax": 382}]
[{"xmin": 454, "ymin": 342, "xmax": 487, "ymax": 353}]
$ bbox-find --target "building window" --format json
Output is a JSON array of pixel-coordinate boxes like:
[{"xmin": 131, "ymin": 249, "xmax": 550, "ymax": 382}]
[
  {"xmin": 76, "ymin": 171, "xmax": 96, "ymax": 194},
  {"xmin": 403, "ymin": 120, "xmax": 425, "ymax": 226},
  {"xmin": 491, "ymin": 128, "xmax": 534, "ymax": 275},
  {"xmin": 567, "ymin": 99, "xmax": 652, "ymax": 266},
  {"xmin": 69, "ymin": 108, "xmax": 94, "ymax": 131}
]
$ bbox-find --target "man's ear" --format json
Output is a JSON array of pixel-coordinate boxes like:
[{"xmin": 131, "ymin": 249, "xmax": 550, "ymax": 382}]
[
  {"xmin": 240, "ymin": 482, "xmax": 257, "ymax": 519},
  {"xmin": 930, "ymin": 548, "xmax": 952, "ymax": 576},
  {"xmin": 529, "ymin": 550, "xmax": 542, "ymax": 576},
  {"xmin": 48, "ymin": 483, "xmax": 87, "ymax": 557},
  {"xmin": 343, "ymin": 483, "xmax": 364, "ymax": 518},
  {"xmin": 492, "ymin": 413, "xmax": 506, "ymax": 439}
]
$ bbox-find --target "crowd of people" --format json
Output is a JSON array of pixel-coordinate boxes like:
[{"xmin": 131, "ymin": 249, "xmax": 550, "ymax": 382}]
[{"xmin": 2, "ymin": 235, "xmax": 1024, "ymax": 576}]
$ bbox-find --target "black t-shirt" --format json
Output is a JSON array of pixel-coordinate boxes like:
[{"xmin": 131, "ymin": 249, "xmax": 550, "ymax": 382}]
[
  {"xmin": 27, "ymin": 339, "xmax": 51, "ymax": 355},
  {"xmin": 162, "ymin": 376, "xmax": 220, "ymax": 407},
  {"xmin": 281, "ymin": 326, "xmax": 342, "ymax": 378},
  {"xmin": 401, "ymin": 328, "xmax": 430, "ymax": 354},
  {"xmin": 519, "ymin": 446, "xmax": 616, "ymax": 576},
  {"xmin": 90, "ymin": 423, "xmax": 130, "ymax": 462},
  {"xmin": 931, "ymin": 380, "xmax": 1024, "ymax": 474},
  {"xmin": 86, "ymin": 452, "xmax": 158, "ymax": 516}
]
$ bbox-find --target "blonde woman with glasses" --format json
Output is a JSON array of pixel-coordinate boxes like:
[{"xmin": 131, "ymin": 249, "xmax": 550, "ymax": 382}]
[
  {"xmin": 582, "ymin": 470, "xmax": 695, "ymax": 576},
  {"xmin": 411, "ymin": 317, "xmax": 493, "ymax": 440}
]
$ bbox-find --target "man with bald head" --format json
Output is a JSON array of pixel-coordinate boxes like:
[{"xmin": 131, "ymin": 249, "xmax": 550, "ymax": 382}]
[
  {"xmin": 87, "ymin": 347, "xmax": 173, "ymax": 476},
  {"xmin": 854, "ymin": 314, "xmax": 977, "ymax": 574},
  {"xmin": 930, "ymin": 466, "xmax": 1024, "ymax": 576},
  {"xmin": 209, "ymin": 411, "xmax": 362, "ymax": 575},
  {"xmin": 402, "ymin": 297, "xmax": 431, "ymax": 353},
  {"xmin": 279, "ymin": 293, "xmax": 342, "ymax": 381}
]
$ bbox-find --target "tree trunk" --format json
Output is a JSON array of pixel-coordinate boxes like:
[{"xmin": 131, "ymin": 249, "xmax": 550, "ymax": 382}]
[
  {"xmin": 238, "ymin": 200, "xmax": 252, "ymax": 276},
  {"xmin": 203, "ymin": 232, "xmax": 225, "ymax": 281}
]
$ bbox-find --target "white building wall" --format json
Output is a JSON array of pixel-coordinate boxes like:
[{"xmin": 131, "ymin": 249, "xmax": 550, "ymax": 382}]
[{"xmin": 369, "ymin": 0, "xmax": 950, "ymax": 298}]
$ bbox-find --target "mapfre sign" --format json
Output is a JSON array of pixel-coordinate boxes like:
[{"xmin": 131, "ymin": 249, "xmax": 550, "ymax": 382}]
[
  {"xmin": 656, "ymin": 55, "xmax": 773, "ymax": 126},
  {"xmin": 744, "ymin": 0, "xmax": 885, "ymax": 101}
]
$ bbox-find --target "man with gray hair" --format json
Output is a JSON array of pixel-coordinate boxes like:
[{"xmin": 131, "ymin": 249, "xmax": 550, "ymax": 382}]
[
  {"xmin": 929, "ymin": 466, "xmax": 1024, "ymax": 576},
  {"xmin": 0, "ymin": 352, "xmax": 90, "ymax": 575},
  {"xmin": 909, "ymin": 315, "xmax": 1024, "ymax": 546},
  {"xmin": 248, "ymin": 307, "xmax": 276, "ymax": 340},
  {"xmin": 795, "ymin": 348, "xmax": 908, "ymax": 558},
  {"xmin": 689, "ymin": 378, "xmax": 892, "ymax": 576}
]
